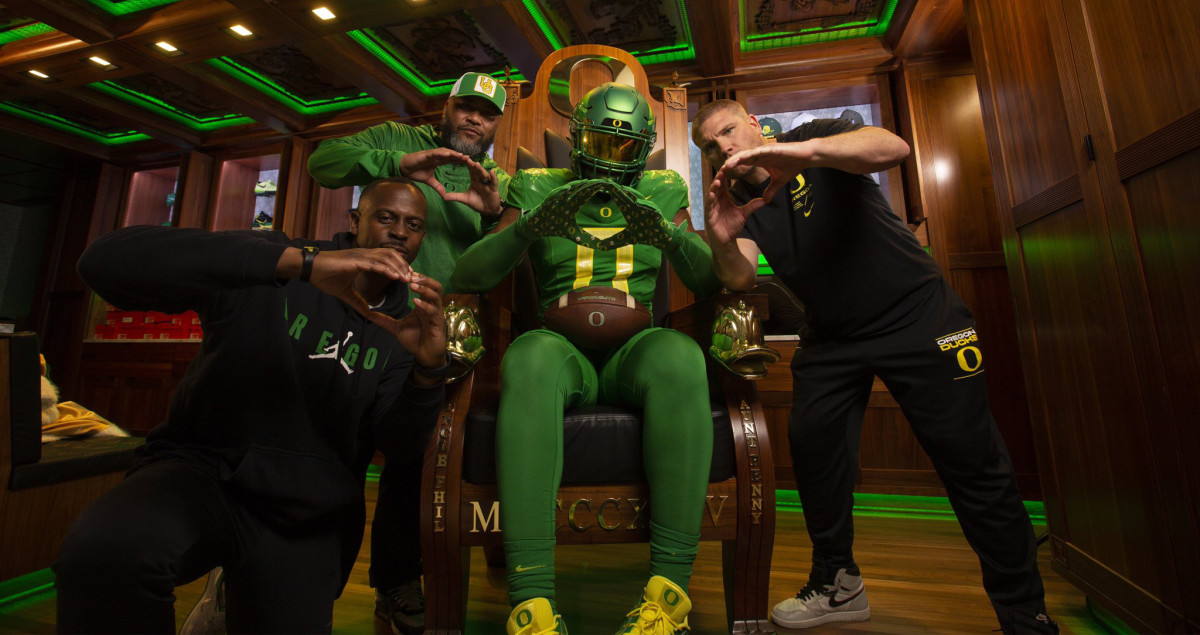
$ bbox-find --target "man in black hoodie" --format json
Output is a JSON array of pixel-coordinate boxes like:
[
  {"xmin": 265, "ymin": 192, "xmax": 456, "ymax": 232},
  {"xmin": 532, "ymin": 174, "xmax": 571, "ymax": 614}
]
[{"xmin": 55, "ymin": 178, "xmax": 446, "ymax": 633}]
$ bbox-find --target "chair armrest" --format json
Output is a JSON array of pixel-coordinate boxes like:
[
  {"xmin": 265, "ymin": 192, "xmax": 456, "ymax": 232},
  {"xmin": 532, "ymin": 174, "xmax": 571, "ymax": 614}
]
[
  {"xmin": 666, "ymin": 294, "xmax": 779, "ymax": 379},
  {"xmin": 667, "ymin": 293, "xmax": 768, "ymax": 340},
  {"xmin": 442, "ymin": 293, "xmax": 512, "ymax": 394}
]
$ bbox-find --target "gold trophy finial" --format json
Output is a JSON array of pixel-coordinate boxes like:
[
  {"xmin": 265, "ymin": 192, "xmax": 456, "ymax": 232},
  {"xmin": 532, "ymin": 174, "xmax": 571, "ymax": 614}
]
[
  {"xmin": 443, "ymin": 302, "xmax": 484, "ymax": 383},
  {"xmin": 709, "ymin": 300, "xmax": 780, "ymax": 380}
]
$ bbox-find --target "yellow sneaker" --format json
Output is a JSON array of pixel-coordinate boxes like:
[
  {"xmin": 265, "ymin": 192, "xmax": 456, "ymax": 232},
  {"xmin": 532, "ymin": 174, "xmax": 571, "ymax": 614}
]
[
  {"xmin": 617, "ymin": 576, "xmax": 691, "ymax": 634},
  {"xmin": 507, "ymin": 598, "xmax": 568, "ymax": 635}
]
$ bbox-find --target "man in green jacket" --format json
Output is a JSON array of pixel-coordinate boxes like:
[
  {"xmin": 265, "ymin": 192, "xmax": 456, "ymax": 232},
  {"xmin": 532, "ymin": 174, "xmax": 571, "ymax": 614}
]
[
  {"xmin": 309, "ymin": 71, "xmax": 510, "ymax": 294},
  {"xmin": 307, "ymin": 72, "xmax": 509, "ymax": 634}
]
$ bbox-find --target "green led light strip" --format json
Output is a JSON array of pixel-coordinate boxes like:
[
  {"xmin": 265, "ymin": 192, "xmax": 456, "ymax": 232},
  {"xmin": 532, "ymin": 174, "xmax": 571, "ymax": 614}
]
[
  {"xmin": 0, "ymin": 22, "xmax": 54, "ymax": 45},
  {"xmin": 521, "ymin": 0, "xmax": 564, "ymax": 50},
  {"xmin": 740, "ymin": 0, "xmax": 900, "ymax": 52},
  {"xmin": 0, "ymin": 101, "xmax": 150, "ymax": 145},
  {"xmin": 0, "ymin": 569, "xmax": 54, "ymax": 611},
  {"xmin": 628, "ymin": 0, "xmax": 696, "ymax": 64},
  {"xmin": 207, "ymin": 57, "xmax": 377, "ymax": 115},
  {"xmin": 90, "ymin": 81, "xmax": 254, "ymax": 131},
  {"xmin": 347, "ymin": 30, "xmax": 431, "ymax": 94},
  {"xmin": 79, "ymin": 0, "xmax": 180, "ymax": 16},
  {"xmin": 348, "ymin": 29, "xmax": 526, "ymax": 98},
  {"xmin": 1087, "ymin": 598, "xmax": 1139, "ymax": 635}
]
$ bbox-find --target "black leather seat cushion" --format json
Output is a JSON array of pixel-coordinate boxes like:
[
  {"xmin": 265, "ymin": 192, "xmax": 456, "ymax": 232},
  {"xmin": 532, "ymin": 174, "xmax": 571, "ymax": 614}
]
[
  {"xmin": 462, "ymin": 404, "xmax": 735, "ymax": 485},
  {"xmin": 9, "ymin": 435, "xmax": 143, "ymax": 491}
]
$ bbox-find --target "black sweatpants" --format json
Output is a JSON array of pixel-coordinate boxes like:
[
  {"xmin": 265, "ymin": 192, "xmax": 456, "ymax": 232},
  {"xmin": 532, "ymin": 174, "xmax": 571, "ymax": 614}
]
[
  {"xmin": 789, "ymin": 281, "xmax": 1047, "ymax": 620},
  {"xmin": 368, "ymin": 452, "xmax": 423, "ymax": 591},
  {"xmin": 55, "ymin": 458, "xmax": 344, "ymax": 634}
]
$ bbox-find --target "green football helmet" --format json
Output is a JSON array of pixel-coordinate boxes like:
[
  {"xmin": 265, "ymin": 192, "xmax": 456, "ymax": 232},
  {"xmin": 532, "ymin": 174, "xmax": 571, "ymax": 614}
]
[{"xmin": 569, "ymin": 82, "xmax": 656, "ymax": 186}]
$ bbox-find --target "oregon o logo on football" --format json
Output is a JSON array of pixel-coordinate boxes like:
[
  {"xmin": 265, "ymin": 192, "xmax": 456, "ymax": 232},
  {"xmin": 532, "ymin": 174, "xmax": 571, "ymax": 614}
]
[
  {"xmin": 589, "ymin": 311, "xmax": 606, "ymax": 327},
  {"xmin": 600, "ymin": 206, "xmax": 613, "ymax": 218},
  {"xmin": 957, "ymin": 346, "xmax": 983, "ymax": 372}
]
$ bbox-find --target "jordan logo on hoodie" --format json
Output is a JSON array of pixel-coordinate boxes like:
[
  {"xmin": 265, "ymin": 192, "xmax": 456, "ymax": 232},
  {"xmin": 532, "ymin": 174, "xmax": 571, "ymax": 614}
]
[{"xmin": 290, "ymin": 311, "xmax": 384, "ymax": 376}]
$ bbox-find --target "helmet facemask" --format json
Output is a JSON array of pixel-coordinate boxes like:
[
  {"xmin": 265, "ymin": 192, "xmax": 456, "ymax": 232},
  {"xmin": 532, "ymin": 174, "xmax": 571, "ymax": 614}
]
[{"xmin": 569, "ymin": 83, "xmax": 656, "ymax": 186}]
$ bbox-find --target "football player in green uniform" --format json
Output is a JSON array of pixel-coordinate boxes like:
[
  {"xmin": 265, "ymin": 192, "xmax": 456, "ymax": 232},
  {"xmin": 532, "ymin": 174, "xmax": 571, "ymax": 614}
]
[{"xmin": 451, "ymin": 83, "xmax": 721, "ymax": 634}]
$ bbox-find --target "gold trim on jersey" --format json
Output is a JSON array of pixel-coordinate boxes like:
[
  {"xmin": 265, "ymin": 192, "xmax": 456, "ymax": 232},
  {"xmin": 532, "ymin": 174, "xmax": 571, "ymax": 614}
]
[
  {"xmin": 613, "ymin": 246, "xmax": 634, "ymax": 293},
  {"xmin": 573, "ymin": 245, "xmax": 594, "ymax": 289},
  {"xmin": 573, "ymin": 227, "xmax": 633, "ymax": 292}
]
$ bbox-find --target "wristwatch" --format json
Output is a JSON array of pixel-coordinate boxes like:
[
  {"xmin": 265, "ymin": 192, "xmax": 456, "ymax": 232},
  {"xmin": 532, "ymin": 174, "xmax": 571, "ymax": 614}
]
[{"xmin": 300, "ymin": 245, "xmax": 319, "ymax": 282}]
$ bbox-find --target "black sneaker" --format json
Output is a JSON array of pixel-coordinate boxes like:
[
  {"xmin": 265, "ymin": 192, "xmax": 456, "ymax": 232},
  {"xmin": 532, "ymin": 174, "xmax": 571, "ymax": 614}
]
[
  {"xmin": 375, "ymin": 578, "xmax": 425, "ymax": 635},
  {"xmin": 999, "ymin": 609, "xmax": 1059, "ymax": 634}
]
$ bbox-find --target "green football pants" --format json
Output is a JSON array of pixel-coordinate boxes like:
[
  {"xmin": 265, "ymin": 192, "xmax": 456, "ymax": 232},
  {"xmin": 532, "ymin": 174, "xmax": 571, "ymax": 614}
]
[{"xmin": 496, "ymin": 327, "xmax": 713, "ymax": 608}]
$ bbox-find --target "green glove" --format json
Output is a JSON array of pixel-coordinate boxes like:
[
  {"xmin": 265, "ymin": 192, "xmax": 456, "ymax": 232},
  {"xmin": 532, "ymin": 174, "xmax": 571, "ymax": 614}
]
[
  {"xmin": 604, "ymin": 184, "xmax": 689, "ymax": 251},
  {"xmin": 514, "ymin": 179, "xmax": 613, "ymax": 242}
]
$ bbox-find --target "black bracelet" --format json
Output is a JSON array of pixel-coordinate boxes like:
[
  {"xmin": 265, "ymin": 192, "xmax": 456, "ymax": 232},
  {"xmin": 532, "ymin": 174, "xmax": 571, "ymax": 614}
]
[
  {"xmin": 299, "ymin": 246, "xmax": 319, "ymax": 282},
  {"xmin": 412, "ymin": 355, "xmax": 452, "ymax": 381}
]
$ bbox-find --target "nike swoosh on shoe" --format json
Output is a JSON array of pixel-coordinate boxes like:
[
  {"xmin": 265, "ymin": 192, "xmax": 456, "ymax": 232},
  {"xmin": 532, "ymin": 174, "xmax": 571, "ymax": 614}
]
[{"xmin": 827, "ymin": 587, "xmax": 864, "ymax": 608}]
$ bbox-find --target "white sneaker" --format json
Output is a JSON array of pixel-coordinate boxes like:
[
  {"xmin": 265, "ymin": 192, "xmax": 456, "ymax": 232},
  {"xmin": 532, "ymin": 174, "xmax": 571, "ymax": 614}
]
[
  {"xmin": 771, "ymin": 568, "xmax": 870, "ymax": 629},
  {"xmin": 180, "ymin": 567, "xmax": 226, "ymax": 634}
]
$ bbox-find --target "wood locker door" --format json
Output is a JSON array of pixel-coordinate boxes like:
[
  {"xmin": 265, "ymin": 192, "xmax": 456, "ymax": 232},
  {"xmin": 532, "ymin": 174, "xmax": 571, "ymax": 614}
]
[
  {"xmin": 1064, "ymin": 0, "xmax": 1200, "ymax": 629},
  {"xmin": 965, "ymin": 1, "xmax": 1182, "ymax": 632}
]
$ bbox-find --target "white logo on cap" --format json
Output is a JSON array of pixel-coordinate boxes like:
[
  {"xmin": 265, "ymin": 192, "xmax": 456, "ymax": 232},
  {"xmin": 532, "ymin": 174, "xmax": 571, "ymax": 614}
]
[{"xmin": 474, "ymin": 75, "xmax": 496, "ymax": 97}]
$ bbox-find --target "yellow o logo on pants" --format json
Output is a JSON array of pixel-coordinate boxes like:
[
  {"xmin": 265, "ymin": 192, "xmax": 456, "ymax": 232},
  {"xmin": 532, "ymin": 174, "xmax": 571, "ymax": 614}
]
[{"xmin": 957, "ymin": 346, "xmax": 983, "ymax": 372}]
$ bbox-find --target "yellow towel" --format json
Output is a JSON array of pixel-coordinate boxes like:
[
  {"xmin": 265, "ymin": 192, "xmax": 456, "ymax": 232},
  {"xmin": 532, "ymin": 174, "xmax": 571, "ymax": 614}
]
[
  {"xmin": 39, "ymin": 354, "xmax": 129, "ymax": 442},
  {"xmin": 42, "ymin": 401, "xmax": 122, "ymax": 441}
]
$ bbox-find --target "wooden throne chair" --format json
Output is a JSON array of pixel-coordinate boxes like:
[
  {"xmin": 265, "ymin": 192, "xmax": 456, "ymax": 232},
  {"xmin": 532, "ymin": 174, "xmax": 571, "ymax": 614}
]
[{"xmin": 420, "ymin": 45, "xmax": 777, "ymax": 634}]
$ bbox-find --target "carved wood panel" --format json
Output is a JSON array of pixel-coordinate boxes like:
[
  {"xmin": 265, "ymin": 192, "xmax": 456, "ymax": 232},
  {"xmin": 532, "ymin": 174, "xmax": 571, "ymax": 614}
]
[{"xmin": 374, "ymin": 11, "xmax": 514, "ymax": 81}]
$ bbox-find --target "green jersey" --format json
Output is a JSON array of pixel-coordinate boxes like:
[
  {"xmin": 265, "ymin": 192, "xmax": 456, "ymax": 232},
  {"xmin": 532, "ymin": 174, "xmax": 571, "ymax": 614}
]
[
  {"xmin": 307, "ymin": 122, "xmax": 510, "ymax": 292},
  {"xmin": 507, "ymin": 169, "xmax": 689, "ymax": 316}
]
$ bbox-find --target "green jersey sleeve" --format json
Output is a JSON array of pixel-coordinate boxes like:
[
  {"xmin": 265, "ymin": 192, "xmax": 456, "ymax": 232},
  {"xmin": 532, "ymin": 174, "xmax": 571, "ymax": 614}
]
[
  {"xmin": 635, "ymin": 171, "xmax": 719, "ymax": 298},
  {"xmin": 635, "ymin": 170, "xmax": 690, "ymax": 217},
  {"xmin": 506, "ymin": 169, "xmax": 575, "ymax": 211},
  {"xmin": 307, "ymin": 122, "xmax": 436, "ymax": 188}
]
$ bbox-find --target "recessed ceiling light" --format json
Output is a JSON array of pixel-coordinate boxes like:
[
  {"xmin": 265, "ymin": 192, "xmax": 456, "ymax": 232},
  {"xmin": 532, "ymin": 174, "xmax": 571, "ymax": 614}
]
[
  {"xmin": 89, "ymin": 56, "xmax": 112, "ymax": 66},
  {"xmin": 229, "ymin": 24, "xmax": 253, "ymax": 37},
  {"xmin": 312, "ymin": 6, "xmax": 336, "ymax": 20},
  {"xmin": 154, "ymin": 41, "xmax": 178, "ymax": 52},
  {"xmin": 28, "ymin": 70, "xmax": 50, "ymax": 79}
]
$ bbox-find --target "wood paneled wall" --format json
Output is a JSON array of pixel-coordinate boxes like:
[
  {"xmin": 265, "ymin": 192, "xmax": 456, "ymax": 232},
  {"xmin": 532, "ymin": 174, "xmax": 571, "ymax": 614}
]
[
  {"xmin": 896, "ymin": 57, "xmax": 1039, "ymax": 499},
  {"xmin": 965, "ymin": 0, "xmax": 1200, "ymax": 631}
]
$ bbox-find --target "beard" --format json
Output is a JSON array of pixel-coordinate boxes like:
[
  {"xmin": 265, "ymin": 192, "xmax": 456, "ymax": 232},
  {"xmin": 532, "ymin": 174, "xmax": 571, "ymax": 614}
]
[{"xmin": 440, "ymin": 118, "xmax": 495, "ymax": 157}]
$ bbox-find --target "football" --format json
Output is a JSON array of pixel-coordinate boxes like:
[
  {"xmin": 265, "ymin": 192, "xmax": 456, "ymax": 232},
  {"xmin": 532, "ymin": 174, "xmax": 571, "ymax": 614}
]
[{"xmin": 544, "ymin": 286, "xmax": 652, "ymax": 350}]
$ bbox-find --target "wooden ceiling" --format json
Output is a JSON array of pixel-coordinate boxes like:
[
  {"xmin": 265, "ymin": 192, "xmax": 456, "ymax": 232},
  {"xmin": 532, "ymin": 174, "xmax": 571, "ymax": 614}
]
[{"xmin": 0, "ymin": 0, "xmax": 966, "ymax": 162}]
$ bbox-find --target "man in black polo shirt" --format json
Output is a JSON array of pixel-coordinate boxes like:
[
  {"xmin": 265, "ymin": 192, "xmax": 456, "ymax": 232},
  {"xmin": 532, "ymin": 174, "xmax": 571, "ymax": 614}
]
[{"xmin": 692, "ymin": 100, "xmax": 1056, "ymax": 634}]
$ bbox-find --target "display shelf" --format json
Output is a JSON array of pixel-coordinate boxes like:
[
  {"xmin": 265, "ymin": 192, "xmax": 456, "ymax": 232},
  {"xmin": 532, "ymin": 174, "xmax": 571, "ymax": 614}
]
[
  {"xmin": 122, "ymin": 166, "xmax": 179, "ymax": 227},
  {"xmin": 211, "ymin": 153, "xmax": 280, "ymax": 231}
]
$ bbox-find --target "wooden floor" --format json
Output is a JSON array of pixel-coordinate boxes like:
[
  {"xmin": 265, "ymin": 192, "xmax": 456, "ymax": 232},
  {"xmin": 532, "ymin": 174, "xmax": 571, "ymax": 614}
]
[{"xmin": 0, "ymin": 480, "xmax": 1104, "ymax": 634}]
